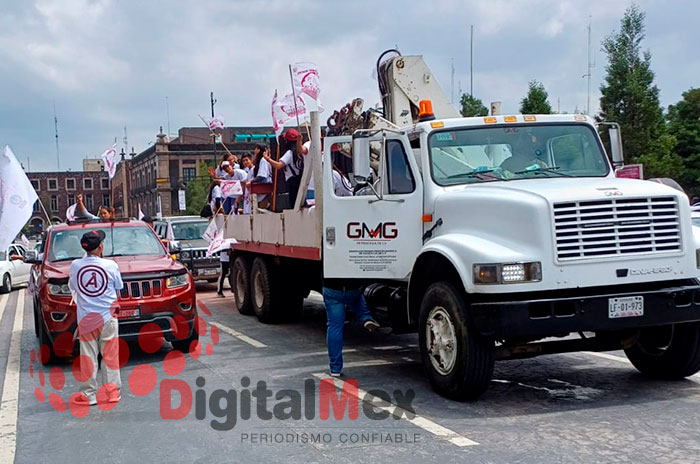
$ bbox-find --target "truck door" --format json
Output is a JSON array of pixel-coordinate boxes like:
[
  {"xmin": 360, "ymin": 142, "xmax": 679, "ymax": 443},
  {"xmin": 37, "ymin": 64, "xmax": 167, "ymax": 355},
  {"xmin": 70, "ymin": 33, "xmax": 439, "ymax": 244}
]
[{"xmin": 323, "ymin": 134, "xmax": 423, "ymax": 280}]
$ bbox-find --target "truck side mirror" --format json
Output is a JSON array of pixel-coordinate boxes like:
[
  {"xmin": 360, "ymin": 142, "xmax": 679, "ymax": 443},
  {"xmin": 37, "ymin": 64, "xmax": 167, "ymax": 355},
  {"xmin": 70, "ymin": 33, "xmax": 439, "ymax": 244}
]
[
  {"xmin": 607, "ymin": 123, "xmax": 624, "ymax": 167},
  {"xmin": 352, "ymin": 133, "xmax": 371, "ymax": 182}
]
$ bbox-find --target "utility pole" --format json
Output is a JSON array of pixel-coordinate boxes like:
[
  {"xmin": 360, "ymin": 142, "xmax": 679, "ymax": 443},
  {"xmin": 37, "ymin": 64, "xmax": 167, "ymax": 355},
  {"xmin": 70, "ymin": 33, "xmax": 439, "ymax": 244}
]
[
  {"xmin": 53, "ymin": 101, "xmax": 60, "ymax": 170},
  {"xmin": 470, "ymin": 25, "xmax": 474, "ymax": 97},
  {"xmin": 582, "ymin": 15, "xmax": 595, "ymax": 115},
  {"xmin": 450, "ymin": 58, "xmax": 455, "ymax": 104},
  {"xmin": 123, "ymin": 126, "xmax": 128, "ymax": 154},
  {"xmin": 210, "ymin": 91, "xmax": 217, "ymax": 164},
  {"xmin": 165, "ymin": 96, "xmax": 171, "ymax": 137}
]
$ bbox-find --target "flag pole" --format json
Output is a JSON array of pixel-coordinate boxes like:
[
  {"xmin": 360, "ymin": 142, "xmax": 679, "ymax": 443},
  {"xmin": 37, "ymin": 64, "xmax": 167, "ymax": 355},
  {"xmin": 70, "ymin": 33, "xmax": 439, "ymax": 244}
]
[
  {"xmin": 288, "ymin": 65, "xmax": 302, "ymax": 129},
  {"xmin": 37, "ymin": 196, "xmax": 52, "ymax": 224}
]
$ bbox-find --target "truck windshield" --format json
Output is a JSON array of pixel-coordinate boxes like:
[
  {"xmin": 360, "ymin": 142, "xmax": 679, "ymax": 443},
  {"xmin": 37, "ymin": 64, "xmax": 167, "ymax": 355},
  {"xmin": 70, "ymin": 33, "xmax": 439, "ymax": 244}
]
[
  {"xmin": 171, "ymin": 221, "xmax": 209, "ymax": 240},
  {"xmin": 429, "ymin": 123, "xmax": 609, "ymax": 185},
  {"xmin": 48, "ymin": 226, "xmax": 166, "ymax": 262}
]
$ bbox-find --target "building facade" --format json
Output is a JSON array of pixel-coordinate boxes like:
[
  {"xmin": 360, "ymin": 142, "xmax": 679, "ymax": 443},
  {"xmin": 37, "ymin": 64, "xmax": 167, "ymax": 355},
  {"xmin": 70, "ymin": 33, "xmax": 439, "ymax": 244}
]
[
  {"xmin": 126, "ymin": 126, "xmax": 274, "ymax": 218},
  {"xmin": 27, "ymin": 170, "xmax": 112, "ymax": 231}
]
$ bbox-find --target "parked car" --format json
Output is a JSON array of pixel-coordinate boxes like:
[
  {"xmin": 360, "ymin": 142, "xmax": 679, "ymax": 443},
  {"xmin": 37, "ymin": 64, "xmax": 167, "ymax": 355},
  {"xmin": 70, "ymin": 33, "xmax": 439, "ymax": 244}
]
[
  {"xmin": 154, "ymin": 216, "xmax": 220, "ymax": 282},
  {"xmin": 0, "ymin": 244, "xmax": 32, "ymax": 293},
  {"xmin": 25, "ymin": 218, "xmax": 198, "ymax": 363}
]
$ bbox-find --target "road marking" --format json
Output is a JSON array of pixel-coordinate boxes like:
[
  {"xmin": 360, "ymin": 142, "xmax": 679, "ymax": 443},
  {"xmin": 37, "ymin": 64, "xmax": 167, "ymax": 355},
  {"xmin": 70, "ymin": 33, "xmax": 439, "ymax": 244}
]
[
  {"xmin": 371, "ymin": 345, "xmax": 404, "ymax": 351},
  {"xmin": 304, "ymin": 349, "xmax": 358, "ymax": 357},
  {"xmin": 210, "ymin": 321, "xmax": 267, "ymax": 348},
  {"xmin": 312, "ymin": 372, "xmax": 479, "ymax": 448},
  {"xmin": 0, "ymin": 290, "xmax": 24, "ymax": 463},
  {"xmin": 582, "ymin": 351, "xmax": 700, "ymax": 380}
]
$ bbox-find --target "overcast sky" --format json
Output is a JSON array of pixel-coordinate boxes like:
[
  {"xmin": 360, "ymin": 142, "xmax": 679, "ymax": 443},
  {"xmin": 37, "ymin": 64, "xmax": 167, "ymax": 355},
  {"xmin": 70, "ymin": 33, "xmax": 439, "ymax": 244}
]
[{"xmin": 1, "ymin": 0, "xmax": 698, "ymax": 172}]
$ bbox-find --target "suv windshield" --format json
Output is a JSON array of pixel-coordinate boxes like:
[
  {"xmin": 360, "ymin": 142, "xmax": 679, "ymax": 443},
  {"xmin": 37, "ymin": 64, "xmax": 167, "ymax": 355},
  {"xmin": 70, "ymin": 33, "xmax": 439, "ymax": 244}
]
[
  {"xmin": 171, "ymin": 221, "xmax": 209, "ymax": 240},
  {"xmin": 429, "ymin": 123, "xmax": 609, "ymax": 186},
  {"xmin": 48, "ymin": 226, "xmax": 166, "ymax": 262}
]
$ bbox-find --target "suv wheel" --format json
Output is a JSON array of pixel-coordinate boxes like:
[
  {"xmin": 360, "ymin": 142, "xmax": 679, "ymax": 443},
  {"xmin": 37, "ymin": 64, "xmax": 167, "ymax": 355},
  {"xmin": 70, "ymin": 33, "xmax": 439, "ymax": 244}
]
[
  {"xmin": 418, "ymin": 282, "xmax": 494, "ymax": 400},
  {"xmin": 232, "ymin": 256, "xmax": 254, "ymax": 315},
  {"xmin": 0, "ymin": 274, "xmax": 11, "ymax": 294},
  {"xmin": 250, "ymin": 257, "xmax": 280, "ymax": 324},
  {"xmin": 624, "ymin": 322, "xmax": 700, "ymax": 379}
]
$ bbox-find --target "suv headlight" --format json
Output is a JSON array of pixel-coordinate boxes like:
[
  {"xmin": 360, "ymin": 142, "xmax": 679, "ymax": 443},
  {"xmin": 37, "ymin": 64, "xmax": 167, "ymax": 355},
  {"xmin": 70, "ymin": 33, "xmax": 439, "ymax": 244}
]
[
  {"xmin": 180, "ymin": 251, "xmax": 191, "ymax": 260},
  {"xmin": 48, "ymin": 283, "xmax": 71, "ymax": 295},
  {"xmin": 166, "ymin": 273, "xmax": 189, "ymax": 289},
  {"xmin": 473, "ymin": 262, "xmax": 542, "ymax": 284}
]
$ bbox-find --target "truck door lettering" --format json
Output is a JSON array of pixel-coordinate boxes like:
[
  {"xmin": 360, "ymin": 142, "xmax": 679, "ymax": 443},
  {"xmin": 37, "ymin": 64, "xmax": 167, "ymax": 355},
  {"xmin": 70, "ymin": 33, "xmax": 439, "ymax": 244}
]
[{"xmin": 346, "ymin": 222, "xmax": 398, "ymax": 240}]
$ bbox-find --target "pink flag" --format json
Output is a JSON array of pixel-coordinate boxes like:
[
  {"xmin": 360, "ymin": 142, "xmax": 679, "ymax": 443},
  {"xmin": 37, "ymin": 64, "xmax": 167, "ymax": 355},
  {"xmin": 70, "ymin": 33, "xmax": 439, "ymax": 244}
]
[
  {"xmin": 220, "ymin": 180, "xmax": 243, "ymax": 198},
  {"xmin": 101, "ymin": 143, "xmax": 118, "ymax": 179}
]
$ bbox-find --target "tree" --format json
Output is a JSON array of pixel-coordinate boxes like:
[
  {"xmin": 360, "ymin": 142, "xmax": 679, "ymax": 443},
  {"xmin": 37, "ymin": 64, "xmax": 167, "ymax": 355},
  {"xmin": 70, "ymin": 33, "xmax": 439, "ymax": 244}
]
[
  {"xmin": 519, "ymin": 80, "xmax": 552, "ymax": 114},
  {"xmin": 185, "ymin": 161, "xmax": 212, "ymax": 216},
  {"xmin": 667, "ymin": 88, "xmax": 700, "ymax": 193},
  {"xmin": 598, "ymin": 5, "xmax": 664, "ymax": 163},
  {"xmin": 636, "ymin": 134, "xmax": 684, "ymax": 180},
  {"xmin": 460, "ymin": 93, "xmax": 488, "ymax": 117}
]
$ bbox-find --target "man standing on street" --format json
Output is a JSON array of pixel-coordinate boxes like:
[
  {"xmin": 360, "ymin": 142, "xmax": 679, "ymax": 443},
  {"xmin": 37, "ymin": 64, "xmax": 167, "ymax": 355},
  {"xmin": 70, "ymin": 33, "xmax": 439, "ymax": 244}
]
[{"xmin": 69, "ymin": 230, "xmax": 124, "ymax": 406}]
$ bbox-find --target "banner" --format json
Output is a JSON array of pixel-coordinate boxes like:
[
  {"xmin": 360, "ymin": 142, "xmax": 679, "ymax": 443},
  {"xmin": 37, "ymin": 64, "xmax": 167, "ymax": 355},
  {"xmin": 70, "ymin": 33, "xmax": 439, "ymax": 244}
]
[
  {"xmin": 205, "ymin": 225, "xmax": 237, "ymax": 257},
  {"xmin": 202, "ymin": 219, "xmax": 218, "ymax": 242},
  {"xmin": 101, "ymin": 143, "xmax": 118, "ymax": 179},
  {"xmin": 220, "ymin": 180, "xmax": 243, "ymax": 198},
  {"xmin": 208, "ymin": 116, "xmax": 225, "ymax": 131},
  {"xmin": 66, "ymin": 203, "xmax": 76, "ymax": 221},
  {"xmin": 0, "ymin": 146, "xmax": 39, "ymax": 251},
  {"xmin": 272, "ymin": 90, "xmax": 307, "ymax": 138},
  {"xmin": 291, "ymin": 62, "xmax": 323, "ymax": 112}
]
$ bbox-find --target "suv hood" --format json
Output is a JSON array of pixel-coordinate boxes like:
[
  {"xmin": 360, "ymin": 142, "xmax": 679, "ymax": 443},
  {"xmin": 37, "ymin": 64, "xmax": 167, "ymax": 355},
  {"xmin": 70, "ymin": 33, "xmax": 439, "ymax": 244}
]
[
  {"xmin": 43, "ymin": 255, "xmax": 185, "ymax": 279},
  {"xmin": 178, "ymin": 239, "xmax": 208, "ymax": 250}
]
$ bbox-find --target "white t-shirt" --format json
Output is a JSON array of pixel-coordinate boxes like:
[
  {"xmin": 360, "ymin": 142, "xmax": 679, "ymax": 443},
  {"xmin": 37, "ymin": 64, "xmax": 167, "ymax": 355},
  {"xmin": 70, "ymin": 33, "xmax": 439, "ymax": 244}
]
[
  {"xmin": 280, "ymin": 149, "xmax": 303, "ymax": 181},
  {"xmin": 69, "ymin": 254, "xmax": 123, "ymax": 331},
  {"xmin": 219, "ymin": 250, "xmax": 230, "ymax": 263},
  {"xmin": 333, "ymin": 170, "xmax": 353, "ymax": 196},
  {"xmin": 210, "ymin": 185, "xmax": 223, "ymax": 213}
]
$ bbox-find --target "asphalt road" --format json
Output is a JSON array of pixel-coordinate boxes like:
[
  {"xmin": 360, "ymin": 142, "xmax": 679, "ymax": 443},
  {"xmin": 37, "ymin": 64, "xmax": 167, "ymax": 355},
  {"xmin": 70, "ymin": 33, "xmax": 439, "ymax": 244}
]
[{"xmin": 1, "ymin": 281, "xmax": 700, "ymax": 463}]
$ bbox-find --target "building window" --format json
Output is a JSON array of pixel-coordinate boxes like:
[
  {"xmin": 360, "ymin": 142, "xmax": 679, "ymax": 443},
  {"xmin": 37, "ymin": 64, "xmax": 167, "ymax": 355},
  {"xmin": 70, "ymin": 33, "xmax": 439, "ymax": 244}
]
[
  {"xmin": 33, "ymin": 200, "xmax": 41, "ymax": 212},
  {"xmin": 83, "ymin": 178, "xmax": 93, "ymax": 190},
  {"xmin": 85, "ymin": 194, "xmax": 94, "ymax": 211},
  {"xmin": 30, "ymin": 179, "xmax": 40, "ymax": 191},
  {"xmin": 50, "ymin": 195, "xmax": 58, "ymax": 212},
  {"xmin": 67, "ymin": 194, "xmax": 75, "ymax": 206},
  {"xmin": 183, "ymin": 167, "xmax": 196, "ymax": 183},
  {"xmin": 101, "ymin": 178, "xmax": 109, "ymax": 189},
  {"xmin": 102, "ymin": 194, "xmax": 111, "ymax": 208},
  {"xmin": 65, "ymin": 178, "xmax": 75, "ymax": 190},
  {"xmin": 48, "ymin": 178, "xmax": 58, "ymax": 191}
]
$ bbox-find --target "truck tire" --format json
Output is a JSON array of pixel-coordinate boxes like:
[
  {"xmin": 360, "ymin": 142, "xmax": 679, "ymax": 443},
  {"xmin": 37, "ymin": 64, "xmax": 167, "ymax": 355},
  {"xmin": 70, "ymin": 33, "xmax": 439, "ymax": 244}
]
[
  {"xmin": 624, "ymin": 322, "xmax": 700, "ymax": 379},
  {"xmin": 418, "ymin": 282, "xmax": 494, "ymax": 400},
  {"xmin": 250, "ymin": 257, "xmax": 280, "ymax": 323},
  {"xmin": 1, "ymin": 274, "xmax": 11, "ymax": 294},
  {"xmin": 232, "ymin": 256, "xmax": 254, "ymax": 315}
]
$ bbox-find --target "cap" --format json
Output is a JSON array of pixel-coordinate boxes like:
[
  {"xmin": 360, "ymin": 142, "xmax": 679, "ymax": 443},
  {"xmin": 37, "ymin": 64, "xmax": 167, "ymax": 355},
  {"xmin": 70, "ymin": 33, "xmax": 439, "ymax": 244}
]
[
  {"xmin": 284, "ymin": 129, "xmax": 299, "ymax": 142},
  {"xmin": 81, "ymin": 230, "xmax": 106, "ymax": 252},
  {"xmin": 221, "ymin": 161, "xmax": 231, "ymax": 167}
]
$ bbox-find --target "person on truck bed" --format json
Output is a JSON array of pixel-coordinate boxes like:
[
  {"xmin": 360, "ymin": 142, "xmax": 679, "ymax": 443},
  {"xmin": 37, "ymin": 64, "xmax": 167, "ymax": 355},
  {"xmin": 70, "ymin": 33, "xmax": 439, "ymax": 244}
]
[
  {"xmin": 220, "ymin": 161, "xmax": 247, "ymax": 214},
  {"xmin": 207, "ymin": 180, "xmax": 224, "ymax": 216},
  {"xmin": 263, "ymin": 129, "xmax": 307, "ymax": 207},
  {"xmin": 243, "ymin": 144, "xmax": 273, "ymax": 213},
  {"xmin": 75, "ymin": 193, "xmax": 114, "ymax": 220},
  {"xmin": 215, "ymin": 153, "xmax": 239, "ymax": 178}
]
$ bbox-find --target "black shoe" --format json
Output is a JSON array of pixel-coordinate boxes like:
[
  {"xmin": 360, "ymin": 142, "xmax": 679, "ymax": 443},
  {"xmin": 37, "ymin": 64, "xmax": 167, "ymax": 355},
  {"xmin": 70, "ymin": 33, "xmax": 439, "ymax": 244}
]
[
  {"xmin": 363, "ymin": 319, "xmax": 380, "ymax": 332},
  {"xmin": 217, "ymin": 290, "xmax": 224, "ymax": 297}
]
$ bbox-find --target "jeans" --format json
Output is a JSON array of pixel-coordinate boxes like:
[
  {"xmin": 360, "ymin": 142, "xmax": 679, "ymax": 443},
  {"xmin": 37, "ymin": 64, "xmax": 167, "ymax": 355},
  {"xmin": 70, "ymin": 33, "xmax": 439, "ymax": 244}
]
[
  {"xmin": 322, "ymin": 287, "xmax": 372, "ymax": 374},
  {"xmin": 223, "ymin": 196, "xmax": 238, "ymax": 215}
]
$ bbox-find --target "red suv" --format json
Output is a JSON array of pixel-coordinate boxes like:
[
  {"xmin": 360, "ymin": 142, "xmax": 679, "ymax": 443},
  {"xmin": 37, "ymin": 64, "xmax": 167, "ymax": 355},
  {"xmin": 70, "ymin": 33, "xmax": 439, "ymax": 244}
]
[{"xmin": 27, "ymin": 219, "xmax": 198, "ymax": 364}]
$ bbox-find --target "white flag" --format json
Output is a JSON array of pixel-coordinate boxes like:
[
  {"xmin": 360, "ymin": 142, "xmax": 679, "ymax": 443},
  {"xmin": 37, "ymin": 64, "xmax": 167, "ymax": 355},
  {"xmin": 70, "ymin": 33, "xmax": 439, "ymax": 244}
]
[
  {"xmin": 220, "ymin": 180, "xmax": 243, "ymax": 198},
  {"xmin": 272, "ymin": 92, "xmax": 307, "ymax": 137},
  {"xmin": 66, "ymin": 203, "xmax": 76, "ymax": 221},
  {"xmin": 20, "ymin": 234, "xmax": 30, "ymax": 247},
  {"xmin": 138, "ymin": 203, "xmax": 144, "ymax": 220},
  {"xmin": 0, "ymin": 146, "xmax": 39, "ymax": 251},
  {"xmin": 205, "ymin": 225, "xmax": 237, "ymax": 257},
  {"xmin": 166, "ymin": 222, "xmax": 175, "ymax": 241},
  {"xmin": 101, "ymin": 143, "xmax": 118, "ymax": 179},
  {"xmin": 271, "ymin": 90, "xmax": 285, "ymax": 138},
  {"xmin": 291, "ymin": 62, "xmax": 323, "ymax": 112},
  {"xmin": 208, "ymin": 116, "xmax": 225, "ymax": 131},
  {"xmin": 202, "ymin": 219, "xmax": 218, "ymax": 242}
]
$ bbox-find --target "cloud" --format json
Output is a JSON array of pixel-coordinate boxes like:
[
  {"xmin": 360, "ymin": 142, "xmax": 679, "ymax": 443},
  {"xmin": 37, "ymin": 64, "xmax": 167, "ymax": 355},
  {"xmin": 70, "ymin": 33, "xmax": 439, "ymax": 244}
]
[{"xmin": 0, "ymin": 0, "xmax": 696, "ymax": 170}]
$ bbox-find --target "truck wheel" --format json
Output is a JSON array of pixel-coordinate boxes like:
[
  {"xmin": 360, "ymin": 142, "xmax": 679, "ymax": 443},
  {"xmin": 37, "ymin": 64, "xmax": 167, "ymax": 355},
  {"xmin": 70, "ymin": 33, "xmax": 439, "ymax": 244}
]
[
  {"xmin": 418, "ymin": 282, "xmax": 494, "ymax": 400},
  {"xmin": 172, "ymin": 329, "xmax": 200, "ymax": 353},
  {"xmin": 232, "ymin": 256, "xmax": 254, "ymax": 315},
  {"xmin": 0, "ymin": 274, "xmax": 11, "ymax": 294},
  {"xmin": 624, "ymin": 322, "xmax": 700, "ymax": 379},
  {"xmin": 250, "ymin": 257, "xmax": 280, "ymax": 323}
]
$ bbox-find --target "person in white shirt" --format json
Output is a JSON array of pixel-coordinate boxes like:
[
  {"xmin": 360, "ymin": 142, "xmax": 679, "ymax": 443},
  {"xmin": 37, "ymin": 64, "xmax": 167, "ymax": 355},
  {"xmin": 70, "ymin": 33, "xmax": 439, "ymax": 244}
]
[
  {"xmin": 208, "ymin": 181, "xmax": 223, "ymax": 216},
  {"xmin": 221, "ymin": 161, "xmax": 247, "ymax": 214},
  {"xmin": 68, "ymin": 230, "xmax": 124, "ymax": 406},
  {"xmin": 263, "ymin": 129, "xmax": 307, "ymax": 207},
  {"xmin": 215, "ymin": 154, "xmax": 236, "ymax": 178},
  {"xmin": 243, "ymin": 144, "xmax": 274, "ymax": 213},
  {"xmin": 332, "ymin": 167, "xmax": 353, "ymax": 196}
]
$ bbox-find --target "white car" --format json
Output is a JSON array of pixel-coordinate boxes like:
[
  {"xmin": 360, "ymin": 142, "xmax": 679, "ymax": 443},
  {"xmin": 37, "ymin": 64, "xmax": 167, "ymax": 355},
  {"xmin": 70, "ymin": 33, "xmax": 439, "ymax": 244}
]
[{"xmin": 0, "ymin": 244, "xmax": 32, "ymax": 293}]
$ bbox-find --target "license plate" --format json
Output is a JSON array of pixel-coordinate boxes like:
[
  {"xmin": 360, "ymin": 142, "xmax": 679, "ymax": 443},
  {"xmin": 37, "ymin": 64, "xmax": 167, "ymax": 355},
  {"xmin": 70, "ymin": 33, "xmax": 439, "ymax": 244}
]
[
  {"xmin": 201, "ymin": 269, "xmax": 218, "ymax": 276},
  {"xmin": 608, "ymin": 296, "xmax": 644, "ymax": 319},
  {"xmin": 117, "ymin": 306, "xmax": 140, "ymax": 320}
]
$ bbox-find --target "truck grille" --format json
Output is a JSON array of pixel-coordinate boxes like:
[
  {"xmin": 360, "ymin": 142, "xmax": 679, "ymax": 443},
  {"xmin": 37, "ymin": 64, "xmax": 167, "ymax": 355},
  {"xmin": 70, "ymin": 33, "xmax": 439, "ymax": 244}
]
[
  {"xmin": 553, "ymin": 197, "xmax": 681, "ymax": 261},
  {"xmin": 119, "ymin": 279, "xmax": 163, "ymax": 299},
  {"xmin": 191, "ymin": 249, "xmax": 218, "ymax": 259}
]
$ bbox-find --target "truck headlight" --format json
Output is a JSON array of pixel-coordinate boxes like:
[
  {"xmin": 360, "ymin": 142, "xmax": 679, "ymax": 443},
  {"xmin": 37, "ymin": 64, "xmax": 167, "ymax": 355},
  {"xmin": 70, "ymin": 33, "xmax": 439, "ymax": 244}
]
[
  {"xmin": 473, "ymin": 262, "xmax": 542, "ymax": 284},
  {"xmin": 180, "ymin": 251, "xmax": 191, "ymax": 260},
  {"xmin": 696, "ymin": 249, "xmax": 700, "ymax": 269},
  {"xmin": 166, "ymin": 273, "xmax": 189, "ymax": 289},
  {"xmin": 48, "ymin": 283, "xmax": 71, "ymax": 295}
]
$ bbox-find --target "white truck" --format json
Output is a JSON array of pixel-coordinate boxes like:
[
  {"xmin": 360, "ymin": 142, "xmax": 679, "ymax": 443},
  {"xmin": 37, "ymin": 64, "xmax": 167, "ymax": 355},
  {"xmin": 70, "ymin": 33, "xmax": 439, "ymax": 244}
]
[{"xmin": 221, "ymin": 51, "xmax": 700, "ymax": 400}]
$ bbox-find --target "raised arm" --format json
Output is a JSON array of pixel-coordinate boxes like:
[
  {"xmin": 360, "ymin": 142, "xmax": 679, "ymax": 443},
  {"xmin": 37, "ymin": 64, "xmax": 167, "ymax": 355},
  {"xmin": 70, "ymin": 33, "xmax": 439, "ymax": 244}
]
[{"xmin": 263, "ymin": 148, "xmax": 285, "ymax": 170}]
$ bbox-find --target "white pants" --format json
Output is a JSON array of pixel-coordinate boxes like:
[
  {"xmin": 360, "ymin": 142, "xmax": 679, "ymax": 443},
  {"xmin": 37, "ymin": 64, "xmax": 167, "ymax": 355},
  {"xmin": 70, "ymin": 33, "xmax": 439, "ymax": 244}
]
[{"xmin": 79, "ymin": 317, "xmax": 121, "ymax": 401}]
